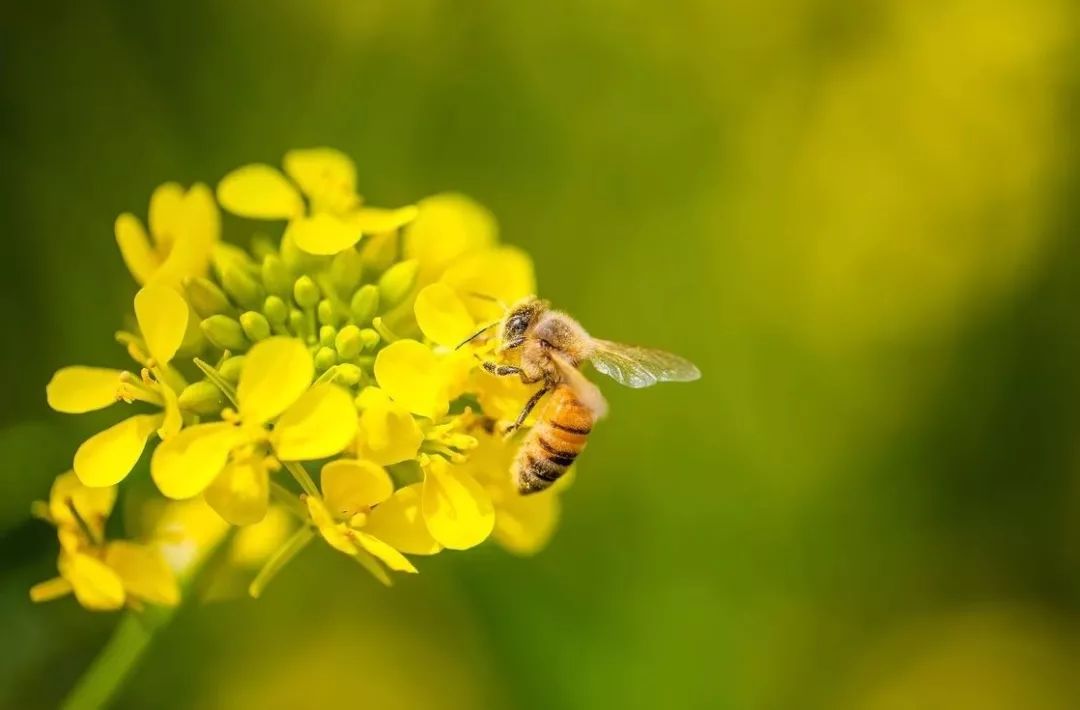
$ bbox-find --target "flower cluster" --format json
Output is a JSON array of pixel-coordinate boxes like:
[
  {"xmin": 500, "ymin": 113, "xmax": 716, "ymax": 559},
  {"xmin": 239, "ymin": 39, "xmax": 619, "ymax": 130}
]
[{"xmin": 36, "ymin": 148, "xmax": 569, "ymax": 610}]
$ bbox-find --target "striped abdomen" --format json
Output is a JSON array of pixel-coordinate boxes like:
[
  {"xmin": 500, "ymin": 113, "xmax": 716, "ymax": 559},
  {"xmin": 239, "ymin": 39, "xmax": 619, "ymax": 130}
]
[{"xmin": 514, "ymin": 385, "xmax": 595, "ymax": 494}]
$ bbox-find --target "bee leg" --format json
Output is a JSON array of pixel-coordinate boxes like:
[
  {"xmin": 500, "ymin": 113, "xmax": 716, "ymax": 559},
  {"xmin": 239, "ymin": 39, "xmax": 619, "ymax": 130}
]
[
  {"xmin": 503, "ymin": 386, "xmax": 550, "ymax": 437},
  {"xmin": 481, "ymin": 361, "xmax": 522, "ymax": 377}
]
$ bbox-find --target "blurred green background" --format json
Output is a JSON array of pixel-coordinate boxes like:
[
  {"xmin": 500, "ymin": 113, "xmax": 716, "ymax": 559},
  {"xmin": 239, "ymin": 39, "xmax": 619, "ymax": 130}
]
[{"xmin": 4, "ymin": 0, "xmax": 1080, "ymax": 708}]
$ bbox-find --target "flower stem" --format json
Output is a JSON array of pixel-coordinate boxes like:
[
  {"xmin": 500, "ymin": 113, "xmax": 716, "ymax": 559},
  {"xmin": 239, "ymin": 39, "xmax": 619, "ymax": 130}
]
[
  {"xmin": 60, "ymin": 529, "xmax": 236, "ymax": 709},
  {"xmin": 282, "ymin": 460, "xmax": 320, "ymax": 498},
  {"xmin": 60, "ymin": 607, "xmax": 173, "ymax": 710}
]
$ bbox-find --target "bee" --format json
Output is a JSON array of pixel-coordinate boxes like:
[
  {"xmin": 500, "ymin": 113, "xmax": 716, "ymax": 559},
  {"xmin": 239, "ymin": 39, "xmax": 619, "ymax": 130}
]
[{"xmin": 459, "ymin": 296, "xmax": 700, "ymax": 494}]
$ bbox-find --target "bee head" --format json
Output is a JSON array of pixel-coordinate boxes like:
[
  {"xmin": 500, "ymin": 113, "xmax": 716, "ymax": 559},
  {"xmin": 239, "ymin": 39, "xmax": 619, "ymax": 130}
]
[{"xmin": 499, "ymin": 296, "xmax": 546, "ymax": 350}]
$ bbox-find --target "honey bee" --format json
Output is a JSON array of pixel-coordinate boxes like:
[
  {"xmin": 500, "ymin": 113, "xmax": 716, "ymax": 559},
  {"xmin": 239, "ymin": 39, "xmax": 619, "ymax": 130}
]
[{"xmin": 459, "ymin": 296, "xmax": 700, "ymax": 494}]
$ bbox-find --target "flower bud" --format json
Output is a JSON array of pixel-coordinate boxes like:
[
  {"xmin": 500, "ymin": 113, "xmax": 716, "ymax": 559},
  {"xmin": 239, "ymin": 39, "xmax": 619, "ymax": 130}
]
[
  {"xmin": 219, "ymin": 355, "xmax": 245, "ymax": 384},
  {"xmin": 319, "ymin": 325, "xmax": 337, "ymax": 348},
  {"xmin": 185, "ymin": 277, "xmax": 232, "ymax": 318},
  {"xmin": 261, "ymin": 254, "xmax": 292, "ymax": 298},
  {"xmin": 288, "ymin": 310, "xmax": 307, "ymax": 340},
  {"xmin": 330, "ymin": 249, "xmax": 364, "ymax": 295},
  {"xmin": 220, "ymin": 261, "xmax": 264, "ymax": 311},
  {"xmin": 201, "ymin": 315, "xmax": 249, "ymax": 351},
  {"xmin": 378, "ymin": 259, "xmax": 418, "ymax": 309},
  {"xmin": 263, "ymin": 295, "xmax": 289, "ymax": 326},
  {"xmin": 360, "ymin": 328, "xmax": 380, "ymax": 351},
  {"xmin": 240, "ymin": 311, "xmax": 271, "ymax": 342},
  {"xmin": 178, "ymin": 380, "xmax": 225, "ymax": 416},
  {"xmin": 350, "ymin": 284, "xmax": 379, "ymax": 324},
  {"xmin": 293, "ymin": 275, "xmax": 321, "ymax": 309},
  {"xmin": 315, "ymin": 363, "xmax": 364, "ymax": 387},
  {"xmin": 317, "ymin": 299, "xmax": 338, "ymax": 327},
  {"xmin": 335, "ymin": 325, "xmax": 363, "ymax": 360},
  {"xmin": 314, "ymin": 346, "xmax": 338, "ymax": 372}
]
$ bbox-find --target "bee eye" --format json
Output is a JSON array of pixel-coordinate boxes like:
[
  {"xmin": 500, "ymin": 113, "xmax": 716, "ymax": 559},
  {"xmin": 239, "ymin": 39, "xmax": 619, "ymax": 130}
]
[{"xmin": 505, "ymin": 314, "xmax": 529, "ymax": 336}]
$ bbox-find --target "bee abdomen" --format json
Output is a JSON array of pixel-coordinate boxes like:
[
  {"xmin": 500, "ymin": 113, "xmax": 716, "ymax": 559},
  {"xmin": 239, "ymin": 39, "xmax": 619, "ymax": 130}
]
[{"xmin": 514, "ymin": 386, "xmax": 593, "ymax": 495}]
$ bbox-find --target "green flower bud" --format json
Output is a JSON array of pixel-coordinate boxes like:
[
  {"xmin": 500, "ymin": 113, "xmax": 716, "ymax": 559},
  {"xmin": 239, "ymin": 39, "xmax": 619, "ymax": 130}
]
[
  {"xmin": 378, "ymin": 259, "xmax": 419, "ymax": 309},
  {"xmin": 330, "ymin": 249, "xmax": 364, "ymax": 295},
  {"xmin": 240, "ymin": 311, "xmax": 271, "ymax": 342},
  {"xmin": 317, "ymin": 299, "xmax": 338, "ymax": 327},
  {"xmin": 201, "ymin": 315, "xmax": 250, "ymax": 351},
  {"xmin": 185, "ymin": 277, "xmax": 232, "ymax": 318},
  {"xmin": 220, "ymin": 262, "xmax": 264, "ymax": 311},
  {"xmin": 314, "ymin": 346, "xmax": 338, "ymax": 372},
  {"xmin": 178, "ymin": 380, "xmax": 225, "ymax": 416},
  {"xmin": 250, "ymin": 234, "xmax": 277, "ymax": 261},
  {"xmin": 315, "ymin": 363, "xmax": 364, "ymax": 387},
  {"xmin": 350, "ymin": 284, "xmax": 380, "ymax": 324},
  {"xmin": 319, "ymin": 325, "xmax": 337, "ymax": 348},
  {"xmin": 293, "ymin": 275, "xmax": 321, "ymax": 309},
  {"xmin": 219, "ymin": 355, "xmax": 245, "ymax": 384},
  {"xmin": 261, "ymin": 254, "xmax": 293, "ymax": 299},
  {"xmin": 288, "ymin": 309, "xmax": 308, "ymax": 340},
  {"xmin": 359, "ymin": 328, "xmax": 380, "ymax": 351},
  {"xmin": 263, "ymin": 295, "xmax": 289, "ymax": 326},
  {"xmin": 335, "ymin": 325, "xmax": 363, "ymax": 360}
]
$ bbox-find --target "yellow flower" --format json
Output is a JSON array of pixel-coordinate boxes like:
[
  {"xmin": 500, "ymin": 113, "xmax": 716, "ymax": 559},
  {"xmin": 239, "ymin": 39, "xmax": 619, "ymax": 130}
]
[
  {"xmin": 307, "ymin": 459, "xmax": 439, "ymax": 583},
  {"xmin": 404, "ymin": 193, "xmax": 498, "ymax": 285},
  {"xmin": 353, "ymin": 387, "xmax": 425, "ymax": 466},
  {"xmin": 216, "ymin": 148, "xmax": 417, "ymax": 256},
  {"xmin": 46, "ymin": 284, "xmax": 189, "ymax": 487},
  {"xmin": 115, "ymin": 182, "xmax": 219, "ymax": 287},
  {"xmin": 151, "ymin": 337, "xmax": 358, "ymax": 525},
  {"xmin": 30, "ymin": 472, "xmax": 179, "ymax": 611},
  {"xmin": 418, "ymin": 454, "xmax": 494, "ymax": 550},
  {"xmin": 461, "ymin": 431, "xmax": 565, "ymax": 555}
]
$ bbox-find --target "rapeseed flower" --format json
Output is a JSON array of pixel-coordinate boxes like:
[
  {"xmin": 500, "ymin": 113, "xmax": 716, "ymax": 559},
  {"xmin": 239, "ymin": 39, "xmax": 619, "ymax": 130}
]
[{"xmin": 36, "ymin": 148, "xmax": 571, "ymax": 610}]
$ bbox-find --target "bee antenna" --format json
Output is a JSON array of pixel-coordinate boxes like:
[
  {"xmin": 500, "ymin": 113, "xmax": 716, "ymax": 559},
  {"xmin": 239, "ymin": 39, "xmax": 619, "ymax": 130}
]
[{"xmin": 455, "ymin": 321, "xmax": 499, "ymax": 350}]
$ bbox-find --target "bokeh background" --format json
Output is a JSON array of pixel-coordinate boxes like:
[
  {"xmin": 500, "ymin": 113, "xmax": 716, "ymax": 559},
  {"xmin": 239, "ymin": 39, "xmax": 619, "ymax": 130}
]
[{"xmin": 4, "ymin": 0, "xmax": 1080, "ymax": 708}]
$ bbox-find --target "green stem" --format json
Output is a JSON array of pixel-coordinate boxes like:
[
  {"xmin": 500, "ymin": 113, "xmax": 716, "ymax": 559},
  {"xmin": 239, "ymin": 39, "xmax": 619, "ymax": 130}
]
[
  {"xmin": 282, "ymin": 461, "xmax": 320, "ymax": 498},
  {"xmin": 60, "ymin": 529, "xmax": 236, "ymax": 709},
  {"xmin": 60, "ymin": 608, "xmax": 174, "ymax": 710}
]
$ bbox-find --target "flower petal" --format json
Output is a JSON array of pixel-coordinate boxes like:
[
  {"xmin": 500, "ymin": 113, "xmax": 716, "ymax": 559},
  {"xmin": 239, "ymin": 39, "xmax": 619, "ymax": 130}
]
[
  {"xmin": 405, "ymin": 193, "xmax": 498, "ymax": 283},
  {"xmin": 105, "ymin": 541, "xmax": 180, "ymax": 606},
  {"xmin": 493, "ymin": 488, "xmax": 561, "ymax": 556},
  {"xmin": 46, "ymin": 367, "xmax": 122, "ymax": 414},
  {"xmin": 365, "ymin": 483, "xmax": 441, "ymax": 555},
  {"xmin": 217, "ymin": 164, "xmax": 303, "ymax": 220},
  {"xmin": 29, "ymin": 576, "xmax": 73, "ymax": 603},
  {"xmin": 352, "ymin": 205, "xmax": 419, "ymax": 234},
  {"xmin": 441, "ymin": 246, "xmax": 536, "ymax": 320},
  {"xmin": 115, "ymin": 214, "xmax": 159, "ymax": 286},
  {"xmin": 134, "ymin": 283, "xmax": 188, "ymax": 365},
  {"xmin": 421, "ymin": 456, "xmax": 494, "ymax": 550},
  {"xmin": 305, "ymin": 496, "xmax": 358, "ymax": 555},
  {"xmin": 414, "ymin": 283, "xmax": 476, "ymax": 348},
  {"xmin": 271, "ymin": 384, "xmax": 358, "ymax": 460},
  {"xmin": 352, "ymin": 531, "xmax": 417, "ymax": 573},
  {"xmin": 354, "ymin": 387, "xmax": 424, "ymax": 466},
  {"xmin": 373, "ymin": 340, "xmax": 450, "ymax": 419},
  {"xmin": 285, "ymin": 212, "xmax": 362, "ymax": 256},
  {"xmin": 148, "ymin": 182, "xmax": 186, "ymax": 249},
  {"xmin": 237, "ymin": 337, "xmax": 314, "ymax": 424},
  {"xmin": 151, "ymin": 422, "xmax": 245, "ymax": 499},
  {"xmin": 48, "ymin": 471, "xmax": 117, "ymax": 534},
  {"xmin": 204, "ymin": 458, "xmax": 270, "ymax": 526},
  {"xmin": 59, "ymin": 552, "xmax": 125, "ymax": 611},
  {"xmin": 283, "ymin": 147, "xmax": 357, "ymax": 200},
  {"xmin": 74, "ymin": 414, "xmax": 163, "ymax": 487},
  {"xmin": 321, "ymin": 459, "xmax": 393, "ymax": 519}
]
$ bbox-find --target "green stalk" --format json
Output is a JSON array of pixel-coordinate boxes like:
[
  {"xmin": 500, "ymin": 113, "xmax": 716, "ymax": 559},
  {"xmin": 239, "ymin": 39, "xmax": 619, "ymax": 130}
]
[
  {"xmin": 60, "ymin": 607, "xmax": 173, "ymax": 710},
  {"xmin": 60, "ymin": 529, "xmax": 235, "ymax": 709}
]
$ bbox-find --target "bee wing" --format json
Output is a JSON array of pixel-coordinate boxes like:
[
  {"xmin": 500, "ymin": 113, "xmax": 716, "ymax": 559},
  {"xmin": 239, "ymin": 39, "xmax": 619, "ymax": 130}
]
[
  {"xmin": 588, "ymin": 339, "xmax": 701, "ymax": 389},
  {"xmin": 552, "ymin": 352, "xmax": 608, "ymax": 419}
]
